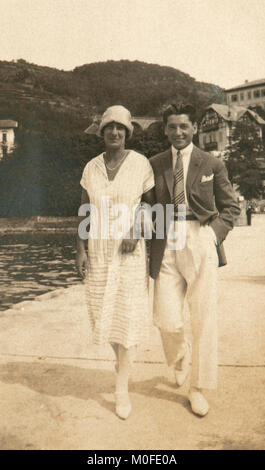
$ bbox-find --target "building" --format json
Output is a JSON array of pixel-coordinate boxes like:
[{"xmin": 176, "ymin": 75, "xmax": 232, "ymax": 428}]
[
  {"xmin": 225, "ymin": 79, "xmax": 265, "ymax": 109},
  {"xmin": 198, "ymin": 104, "xmax": 265, "ymax": 154},
  {"xmin": 0, "ymin": 120, "xmax": 18, "ymax": 159},
  {"xmin": 84, "ymin": 115, "xmax": 159, "ymax": 135}
]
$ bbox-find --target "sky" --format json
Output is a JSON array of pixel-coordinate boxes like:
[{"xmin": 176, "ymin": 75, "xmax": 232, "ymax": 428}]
[{"xmin": 1, "ymin": 0, "xmax": 265, "ymax": 89}]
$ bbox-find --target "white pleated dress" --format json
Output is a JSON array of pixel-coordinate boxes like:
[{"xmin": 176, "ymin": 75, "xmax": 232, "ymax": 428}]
[{"xmin": 80, "ymin": 150, "xmax": 155, "ymax": 348}]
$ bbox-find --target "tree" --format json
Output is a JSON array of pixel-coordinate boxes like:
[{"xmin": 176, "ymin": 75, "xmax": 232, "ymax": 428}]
[{"xmin": 224, "ymin": 117, "xmax": 265, "ymax": 200}]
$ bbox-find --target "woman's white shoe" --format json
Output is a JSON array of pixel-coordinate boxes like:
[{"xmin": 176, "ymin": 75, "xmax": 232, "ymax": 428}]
[{"xmin": 115, "ymin": 392, "xmax": 132, "ymax": 420}]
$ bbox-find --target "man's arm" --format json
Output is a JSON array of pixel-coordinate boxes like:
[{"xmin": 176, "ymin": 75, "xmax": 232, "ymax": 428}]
[
  {"xmin": 141, "ymin": 187, "xmax": 156, "ymax": 206},
  {"xmin": 140, "ymin": 187, "xmax": 157, "ymax": 238},
  {"xmin": 210, "ymin": 159, "xmax": 241, "ymax": 244}
]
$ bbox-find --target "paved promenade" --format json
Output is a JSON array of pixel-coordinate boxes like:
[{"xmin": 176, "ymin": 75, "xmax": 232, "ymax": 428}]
[{"xmin": 0, "ymin": 216, "xmax": 265, "ymax": 450}]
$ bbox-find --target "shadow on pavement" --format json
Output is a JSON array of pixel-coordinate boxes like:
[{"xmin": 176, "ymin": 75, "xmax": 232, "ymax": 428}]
[
  {"xmin": 131, "ymin": 376, "xmax": 190, "ymax": 412},
  {"xmin": 0, "ymin": 361, "xmax": 189, "ymax": 414}
]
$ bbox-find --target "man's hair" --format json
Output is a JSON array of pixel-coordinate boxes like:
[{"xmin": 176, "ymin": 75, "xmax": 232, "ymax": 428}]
[{"xmin": 163, "ymin": 103, "xmax": 197, "ymax": 125}]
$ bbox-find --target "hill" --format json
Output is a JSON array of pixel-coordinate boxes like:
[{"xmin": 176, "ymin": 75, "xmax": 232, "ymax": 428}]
[
  {"xmin": 73, "ymin": 60, "xmax": 224, "ymax": 115},
  {"xmin": 0, "ymin": 59, "xmax": 224, "ymax": 120},
  {"xmin": 0, "ymin": 59, "xmax": 225, "ymax": 217}
]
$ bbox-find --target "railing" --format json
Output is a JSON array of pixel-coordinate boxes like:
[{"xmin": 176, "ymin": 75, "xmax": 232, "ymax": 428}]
[
  {"xmin": 200, "ymin": 123, "xmax": 219, "ymax": 131},
  {"xmin": 204, "ymin": 142, "xmax": 218, "ymax": 151}
]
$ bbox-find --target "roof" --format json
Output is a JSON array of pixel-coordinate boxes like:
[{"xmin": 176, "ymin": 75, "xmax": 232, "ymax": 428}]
[
  {"xmin": 204, "ymin": 104, "xmax": 265, "ymax": 125},
  {"xmin": 206, "ymin": 103, "xmax": 246, "ymax": 121},
  {"xmin": 247, "ymin": 109, "xmax": 265, "ymax": 125},
  {"xmin": 0, "ymin": 120, "xmax": 18, "ymax": 128},
  {"xmin": 225, "ymin": 79, "xmax": 265, "ymax": 92}
]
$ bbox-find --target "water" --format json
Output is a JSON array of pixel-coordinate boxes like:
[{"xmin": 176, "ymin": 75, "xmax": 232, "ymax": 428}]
[{"xmin": 0, "ymin": 232, "xmax": 80, "ymax": 311}]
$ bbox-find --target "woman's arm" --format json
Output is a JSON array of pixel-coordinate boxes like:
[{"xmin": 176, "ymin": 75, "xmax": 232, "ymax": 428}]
[
  {"xmin": 75, "ymin": 189, "xmax": 89, "ymax": 278},
  {"xmin": 121, "ymin": 188, "xmax": 156, "ymax": 254}
]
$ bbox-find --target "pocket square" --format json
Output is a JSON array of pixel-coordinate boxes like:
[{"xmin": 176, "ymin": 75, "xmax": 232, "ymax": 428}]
[{"xmin": 201, "ymin": 173, "xmax": 214, "ymax": 183}]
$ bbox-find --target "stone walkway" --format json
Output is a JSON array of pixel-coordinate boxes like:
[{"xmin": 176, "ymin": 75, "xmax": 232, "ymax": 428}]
[{"xmin": 0, "ymin": 215, "xmax": 264, "ymax": 450}]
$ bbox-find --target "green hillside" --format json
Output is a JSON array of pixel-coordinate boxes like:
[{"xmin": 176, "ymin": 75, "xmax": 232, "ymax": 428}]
[
  {"xmin": 0, "ymin": 59, "xmax": 225, "ymax": 217},
  {"xmin": 0, "ymin": 58, "xmax": 224, "ymax": 119},
  {"xmin": 73, "ymin": 60, "xmax": 224, "ymax": 114}
]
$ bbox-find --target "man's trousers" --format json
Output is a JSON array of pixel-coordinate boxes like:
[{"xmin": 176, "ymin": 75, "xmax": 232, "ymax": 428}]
[{"xmin": 153, "ymin": 220, "xmax": 218, "ymax": 389}]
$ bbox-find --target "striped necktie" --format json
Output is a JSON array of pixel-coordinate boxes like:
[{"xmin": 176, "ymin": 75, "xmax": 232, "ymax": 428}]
[{"xmin": 172, "ymin": 150, "xmax": 185, "ymax": 212}]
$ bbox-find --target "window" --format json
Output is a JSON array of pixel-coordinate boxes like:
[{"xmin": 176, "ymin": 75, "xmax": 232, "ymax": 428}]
[
  {"xmin": 231, "ymin": 94, "xmax": 238, "ymax": 102},
  {"xmin": 210, "ymin": 132, "xmax": 216, "ymax": 143},
  {"xmin": 254, "ymin": 89, "xmax": 260, "ymax": 98},
  {"xmin": 248, "ymin": 91, "xmax": 252, "ymax": 99},
  {"xmin": 2, "ymin": 133, "xmax": 7, "ymax": 143},
  {"xmin": 240, "ymin": 92, "xmax": 244, "ymax": 100},
  {"xmin": 261, "ymin": 89, "xmax": 265, "ymax": 97}
]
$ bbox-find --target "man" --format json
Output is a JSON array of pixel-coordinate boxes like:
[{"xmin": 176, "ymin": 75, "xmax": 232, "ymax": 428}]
[
  {"xmin": 246, "ymin": 200, "xmax": 254, "ymax": 226},
  {"xmin": 149, "ymin": 103, "xmax": 240, "ymax": 416}
]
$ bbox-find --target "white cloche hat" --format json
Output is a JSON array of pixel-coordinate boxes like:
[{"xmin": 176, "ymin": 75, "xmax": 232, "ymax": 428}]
[{"xmin": 98, "ymin": 105, "xmax": 133, "ymax": 139}]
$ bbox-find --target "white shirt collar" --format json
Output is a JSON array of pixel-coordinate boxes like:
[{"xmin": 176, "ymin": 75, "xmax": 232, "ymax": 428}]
[{"xmin": 171, "ymin": 142, "xmax": 193, "ymax": 159}]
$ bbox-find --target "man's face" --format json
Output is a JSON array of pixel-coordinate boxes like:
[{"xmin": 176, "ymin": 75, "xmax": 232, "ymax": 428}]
[{"xmin": 164, "ymin": 114, "xmax": 197, "ymax": 150}]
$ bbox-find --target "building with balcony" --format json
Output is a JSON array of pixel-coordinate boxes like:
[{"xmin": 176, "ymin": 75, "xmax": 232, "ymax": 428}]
[
  {"xmin": 225, "ymin": 79, "xmax": 265, "ymax": 109},
  {"xmin": 198, "ymin": 104, "xmax": 265, "ymax": 154},
  {"xmin": 0, "ymin": 120, "xmax": 18, "ymax": 159}
]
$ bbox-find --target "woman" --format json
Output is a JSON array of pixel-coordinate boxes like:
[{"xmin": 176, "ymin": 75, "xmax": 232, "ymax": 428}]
[{"xmin": 76, "ymin": 105, "xmax": 155, "ymax": 419}]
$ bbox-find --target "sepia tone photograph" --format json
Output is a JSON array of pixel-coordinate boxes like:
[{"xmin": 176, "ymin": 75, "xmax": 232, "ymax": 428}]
[{"xmin": 0, "ymin": 0, "xmax": 264, "ymax": 453}]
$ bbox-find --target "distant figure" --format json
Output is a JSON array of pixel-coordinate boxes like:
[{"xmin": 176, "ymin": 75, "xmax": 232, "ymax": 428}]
[
  {"xmin": 246, "ymin": 201, "xmax": 254, "ymax": 226},
  {"xmin": 76, "ymin": 105, "xmax": 155, "ymax": 420},
  {"xmin": 149, "ymin": 103, "xmax": 240, "ymax": 417}
]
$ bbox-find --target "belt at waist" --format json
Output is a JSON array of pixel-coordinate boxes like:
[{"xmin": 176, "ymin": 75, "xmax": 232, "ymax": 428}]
[{"xmin": 174, "ymin": 214, "xmax": 197, "ymax": 221}]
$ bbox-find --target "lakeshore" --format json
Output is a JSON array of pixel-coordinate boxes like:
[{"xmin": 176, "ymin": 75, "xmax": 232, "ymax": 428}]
[
  {"xmin": 0, "ymin": 210, "xmax": 255, "ymax": 234},
  {"xmin": 0, "ymin": 216, "xmax": 79, "ymax": 234},
  {"xmin": 0, "ymin": 213, "xmax": 264, "ymax": 309},
  {"xmin": 0, "ymin": 231, "xmax": 79, "ymax": 310}
]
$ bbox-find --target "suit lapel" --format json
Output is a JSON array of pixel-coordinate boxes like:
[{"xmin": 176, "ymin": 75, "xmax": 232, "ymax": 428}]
[
  {"xmin": 161, "ymin": 145, "xmax": 204, "ymax": 198},
  {"xmin": 186, "ymin": 146, "xmax": 203, "ymax": 192},
  {"xmin": 162, "ymin": 149, "xmax": 174, "ymax": 198}
]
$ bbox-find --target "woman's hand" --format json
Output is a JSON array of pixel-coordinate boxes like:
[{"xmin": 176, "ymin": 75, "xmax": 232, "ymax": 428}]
[
  {"xmin": 75, "ymin": 250, "xmax": 89, "ymax": 279},
  {"xmin": 121, "ymin": 238, "xmax": 138, "ymax": 254}
]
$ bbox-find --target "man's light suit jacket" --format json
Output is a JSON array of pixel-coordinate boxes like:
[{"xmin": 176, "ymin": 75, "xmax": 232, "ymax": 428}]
[{"xmin": 149, "ymin": 145, "xmax": 241, "ymax": 280}]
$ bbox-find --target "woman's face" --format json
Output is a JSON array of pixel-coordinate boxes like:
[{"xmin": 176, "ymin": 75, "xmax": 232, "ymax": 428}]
[{"xmin": 103, "ymin": 122, "xmax": 126, "ymax": 150}]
